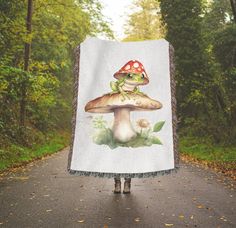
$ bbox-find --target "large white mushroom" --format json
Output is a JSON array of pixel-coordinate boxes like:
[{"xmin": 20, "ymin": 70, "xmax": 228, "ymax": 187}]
[{"xmin": 84, "ymin": 92, "xmax": 162, "ymax": 143}]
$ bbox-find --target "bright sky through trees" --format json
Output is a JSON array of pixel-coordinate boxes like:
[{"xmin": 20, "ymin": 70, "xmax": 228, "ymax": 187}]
[{"xmin": 99, "ymin": 0, "xmax": 133, "ymax": 40}]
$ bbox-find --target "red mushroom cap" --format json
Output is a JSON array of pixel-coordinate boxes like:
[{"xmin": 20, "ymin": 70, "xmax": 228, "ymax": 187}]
[{"xmin": 114, "ymin": 60, "xmax": 149, "ymax": 85}]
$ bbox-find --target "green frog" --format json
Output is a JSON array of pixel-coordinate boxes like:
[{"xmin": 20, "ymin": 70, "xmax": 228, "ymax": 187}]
[{"xmin": 110, "ymin": 73, "xmax": 145, "ymax": 100}]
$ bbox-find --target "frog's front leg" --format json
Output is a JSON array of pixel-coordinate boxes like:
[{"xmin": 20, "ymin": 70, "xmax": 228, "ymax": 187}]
[
  {"xmin": 109, "ymin": 81, "xmax": 119, "ymax": 95},
  {"xmin": 118, "ymin": 82, "xmax": 130, "ymax": 101},
  {"xmin": 133, "ymin": 87, "xmax": 146, "ymax": 96}
]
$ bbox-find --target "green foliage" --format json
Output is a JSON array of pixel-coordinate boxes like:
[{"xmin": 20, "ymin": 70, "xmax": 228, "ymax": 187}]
[
  {"xmin": 161, "ymin": 0, "xmax": 210, "ymax": 113},
  {"xmin": 0, "ymin": 0, "xmax": 113, "ymax": 164},
  {"xmin": 0, "ymin": 65, "xmax": 60, "ymax": 140},
  {"xmin": 120, "ymin": 134, "xmax": 153, "ymax": 148},
  {"xmin": 153, "ymin": 121, "xmax": 165, "ymax": 132},
  {"xmin": 93, "ymin": 116, "xmax": 108, "ymax": 129},
  {"xmin": 92, "ymin": 117, "xmax": 164, "ymax": 149},
  {"xmin": 150, "ymin": 136, "xmax": 162, "ymax": 145},
  {"xmin": 160, "ymin": 0, "xmax": 236, "ymax": 144},
  {"xmin": 213, "ymin": 24, "xmax": 236, "ymax": 70},
  {"xmin": 0, "ymin": 131, "xmax": 70, "ymax": 171},
  {"xmin": 123, "ymin": 0, "xmax": 165, "ymax": 41},
  {"xmin": 200, "ymin": 0, "xmax": 236, "ymax": 143},
  {"xmin": 93, "ymin": 128, "xmax": 116, "ymax": 148},
  {"xmin": 180, "ymin": 136, "xmax": 236, "ymax": 162}
]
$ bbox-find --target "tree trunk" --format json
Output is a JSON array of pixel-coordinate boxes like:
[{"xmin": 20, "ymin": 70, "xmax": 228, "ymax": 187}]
[
  {"xmin": 20, "ymin": 0, "xmax": 33, "ymax": 127},
  {"xmin": 230, "ymin": 0, "xmax": 236, "ymax": 23}
]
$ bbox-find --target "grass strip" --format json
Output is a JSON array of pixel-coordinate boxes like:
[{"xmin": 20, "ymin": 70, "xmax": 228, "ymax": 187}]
[{"xmin": 0, "ymin": 131, "xmax": 70, "ymax": 172}]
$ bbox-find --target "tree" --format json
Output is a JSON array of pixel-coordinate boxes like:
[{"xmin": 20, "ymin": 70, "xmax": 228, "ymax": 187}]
[
  {"xmin": 20, "ymin": 0, "xmax": 33, "ymax": 127},
  {"xmin": 160, "ymin": 0, "xmax": 236, "ymax": 143},
  {"xmin": 123, "ymin": 0, "xmax": 165, "ymax": 41},
  {"xmin": 160, "ymin": 0, "xmax": 211, "ymax": 120},
  {"xmin": 230, "ymin": 0, "xmax": 236, "ymax": 22},
  {"xmin": 0, "ymin": 0, "xmax": 113, "ymax": 145},
  {"xmin": 202, "ymin": 0, "xmax": 236, "ymax": 143}
]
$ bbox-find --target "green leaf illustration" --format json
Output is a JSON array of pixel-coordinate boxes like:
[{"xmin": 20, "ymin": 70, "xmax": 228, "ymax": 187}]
[
  {"xmin": 153, "ymin": 121, "xmax": 165, "ymax": 132},
  {"xmin": 151, "ymin": 137, "xmax": 162, "ymax": 145}
]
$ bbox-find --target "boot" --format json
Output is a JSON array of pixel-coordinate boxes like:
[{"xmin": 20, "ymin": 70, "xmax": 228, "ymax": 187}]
[
  {"xmin": 114, "ymin": 178, "xmax": 121, "ymax": 194},
  {"xmin": 123, "ymin": 178, "xmax": 131, "ymax": 194}
]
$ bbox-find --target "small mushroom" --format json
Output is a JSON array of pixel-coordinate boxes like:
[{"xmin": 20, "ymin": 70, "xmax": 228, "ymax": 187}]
[{"xmin": 85, "ymin": 92, "xmax": 162, "ymax": 143}]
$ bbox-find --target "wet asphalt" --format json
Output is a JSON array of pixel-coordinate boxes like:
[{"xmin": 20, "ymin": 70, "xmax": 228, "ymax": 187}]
[{"xmin": 0, "ymin": 147, "xmax": 235, "ymax": 228}]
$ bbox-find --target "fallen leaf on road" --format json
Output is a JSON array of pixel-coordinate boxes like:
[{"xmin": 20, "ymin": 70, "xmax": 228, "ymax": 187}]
[
  {"xmin": 126, "ymin": 207, "xmax": 131, "ymax": 210},
  {"xmin": 13, "ymin": 176, "xmax": 29, "ymax": 180},
  {"xmin": 179, "ymin": 215, "xmax": 184, "ymax": 219},
  {"xmin": 197, "ymin": 205, "xmax": 204, "ymax": 209},
  {"xmin": 46, "ymin": 209, "xmax": 52, "ymax": 212},
  {"xmin": 165, "ymin": 223, "xmax": 174, "ymax": 227},
  {"xmin": 190, "ymin": 215, "xmax": 194, "ymax": 219},
  {"xmin": 220, "ymin": 216, "xmax": 227, "ymax": 222},
  {"xmin": 78, "ymin": 219, "xmax": 85, "ymax": 223},
  {"xmin": 0, "ymin": 222, "xmax": 3, "ymax": 225},
  {"xmin": 104, "ymin": 224, "xmax": 108, "ymax": 228},
  {"xmin": 134, "ymin": 217, "xmax": 141, "ymax": 222}
]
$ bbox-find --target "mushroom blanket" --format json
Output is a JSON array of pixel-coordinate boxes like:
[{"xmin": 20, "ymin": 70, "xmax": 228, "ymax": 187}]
[{"xmin": 68, "ymin": 37, "xmax": 179, "ymax": 178}]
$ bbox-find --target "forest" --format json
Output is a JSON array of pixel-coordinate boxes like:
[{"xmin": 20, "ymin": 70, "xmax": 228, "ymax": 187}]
[{"xmin": 0, "ymin": 0, "xmax": 235, "ymax": 172}]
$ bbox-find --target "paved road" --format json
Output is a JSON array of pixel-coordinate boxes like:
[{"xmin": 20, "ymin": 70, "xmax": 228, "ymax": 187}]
[{"xmin": 0, "ymin": 148, "xmax": 235, "ymax": 228}]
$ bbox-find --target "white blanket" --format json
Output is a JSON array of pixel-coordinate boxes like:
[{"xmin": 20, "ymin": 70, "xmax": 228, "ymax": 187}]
[{"xmin": 68, "ymin": 37, "xmax": 179, "ymax": 178}]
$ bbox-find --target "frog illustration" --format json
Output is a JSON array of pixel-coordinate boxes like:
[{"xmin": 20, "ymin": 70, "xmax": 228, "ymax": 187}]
[{"xmin": 110, "ymin": 60, "xmax": 149, "ymax": 100}]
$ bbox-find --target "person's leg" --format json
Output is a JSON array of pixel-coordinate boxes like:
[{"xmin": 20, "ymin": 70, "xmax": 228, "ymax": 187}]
[
  {"xmin": 114, "ymin": 175, "xmax": 121, "ymax": 193},
  {"xmin": 123, "ymin": 177, "xmax": 131, "ymax": 194},
  {"xmin": 114, "ymin": 175, "xmax": 121, "ymax": 182}
]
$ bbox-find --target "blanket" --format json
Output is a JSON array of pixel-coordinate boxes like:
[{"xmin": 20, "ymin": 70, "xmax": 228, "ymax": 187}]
[{"xmin": 68, "ymin": 37, "xmax": 179, "ymax": 178}]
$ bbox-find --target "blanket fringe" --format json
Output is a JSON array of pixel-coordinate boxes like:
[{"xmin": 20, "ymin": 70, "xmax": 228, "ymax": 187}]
[{"xmin": 68, "ymin": 166, "xmax": 180, "ymax": 178}]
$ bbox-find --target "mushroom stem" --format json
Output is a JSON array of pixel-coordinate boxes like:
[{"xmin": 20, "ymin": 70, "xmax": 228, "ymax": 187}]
[{"xmin": 112, "ymin": 108, "xmax": 137, "ymax": 143}]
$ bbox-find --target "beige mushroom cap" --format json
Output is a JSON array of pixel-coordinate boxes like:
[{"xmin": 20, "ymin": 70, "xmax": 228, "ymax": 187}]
[{"xmin": 85, "ymin": 92, "xmax": 162, "ymax": 113}]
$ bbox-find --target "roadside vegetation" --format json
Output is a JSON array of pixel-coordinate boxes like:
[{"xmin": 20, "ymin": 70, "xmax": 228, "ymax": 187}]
[
  {"xmin": 124, "ymin": 0, "xmax": 236, "ymax": 176},
  {"xmin": 0, "ymin": 0, "xmax": 113, "ymax": 172},
  {"xmin": 0, "ymin": 131, "xmax": 70, "ymax": 171},
  {"xmin": 0, "ymin": 0, "xmax": 235, "ymax": 175}
]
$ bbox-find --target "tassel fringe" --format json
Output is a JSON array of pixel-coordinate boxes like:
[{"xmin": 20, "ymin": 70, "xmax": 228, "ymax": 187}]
[{"xmin": 68, "ymin": 166, "xmax": 180, "ymax": 178}]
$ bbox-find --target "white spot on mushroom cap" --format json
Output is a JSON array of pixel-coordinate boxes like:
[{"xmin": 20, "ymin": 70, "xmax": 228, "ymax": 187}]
[
  {"xmin": 125, "ymin": 65, "xmax": 130, "ymax": 70},
  {"xmin": 133, "ymin": 62, "xmax": 139, "ymax": 68}
]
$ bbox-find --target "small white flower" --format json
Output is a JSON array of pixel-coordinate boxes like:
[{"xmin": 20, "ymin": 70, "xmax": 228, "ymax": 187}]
[{"xmin": 136, "ymin": 119, "xmax": 150, "ymax": 128}]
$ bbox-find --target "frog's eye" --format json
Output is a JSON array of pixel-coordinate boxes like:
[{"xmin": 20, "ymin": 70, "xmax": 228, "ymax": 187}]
[
  {"xmin": 127, "ymin": 73, "xmax": 132, "ymax": 78},
  {"xmin": 142, "ymin": 73, "xmax": 145, "ymax": 78}
]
